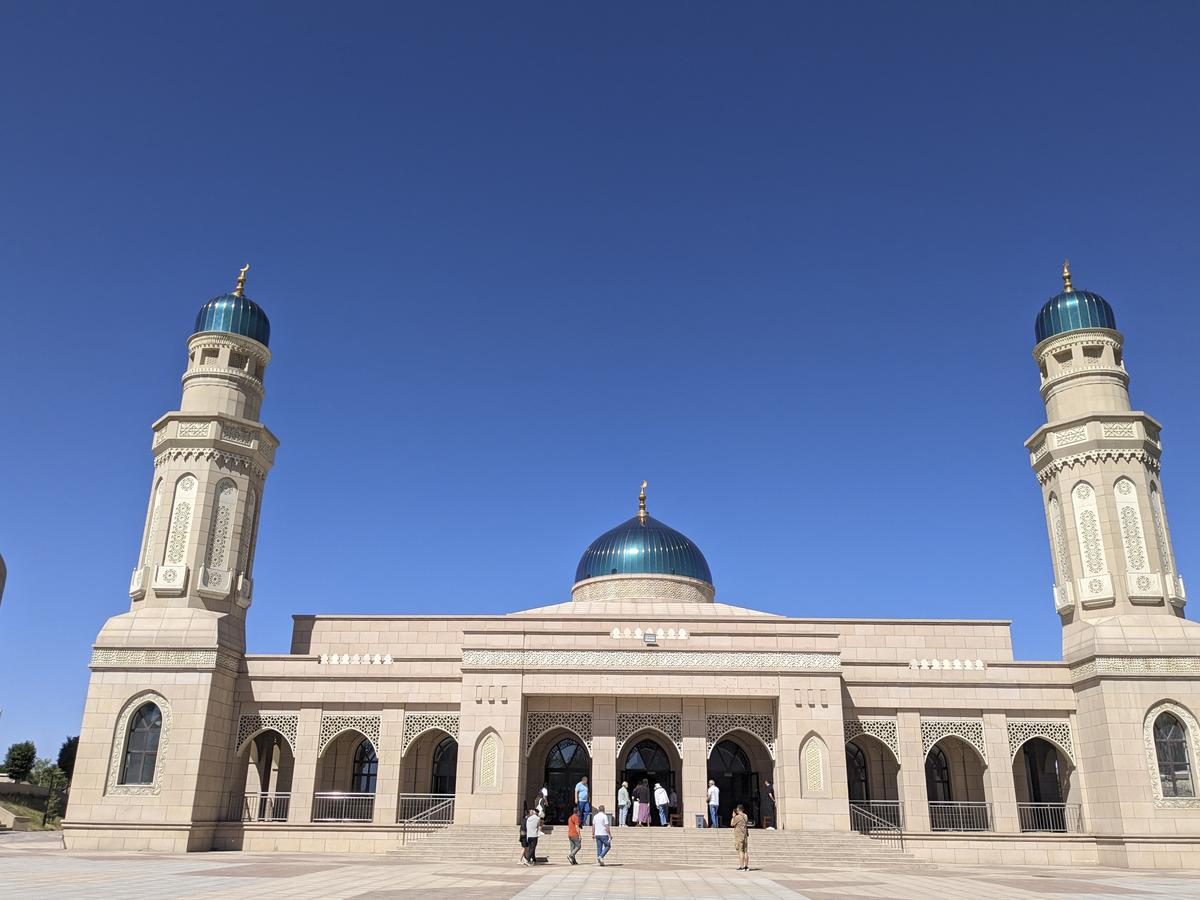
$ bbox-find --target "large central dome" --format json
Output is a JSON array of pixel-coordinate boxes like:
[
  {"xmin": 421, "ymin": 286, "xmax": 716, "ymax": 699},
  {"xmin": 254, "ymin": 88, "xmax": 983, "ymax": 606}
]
[{"xmin": 574, "ymin": 513, "xmax": 712, "ymax": 585}]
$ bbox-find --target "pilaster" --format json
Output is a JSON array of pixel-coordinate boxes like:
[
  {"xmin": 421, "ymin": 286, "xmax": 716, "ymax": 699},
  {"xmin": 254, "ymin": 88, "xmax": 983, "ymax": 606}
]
[
  {"xmin": 681, "ymin": 699, "xmax": 708, "ymax": 828},
  {"xmin": 288, "ymin": 708, "xmax": 322, "ymax": 824},
  {"xmin": 896, "ymin": 711, "xmax": 929, "ymax": 832},
  {"xmin": 982, "ymin": 712, "xmax": 1018, "ymax": 832},
  {"xmin": 591, "ymin": 697, "xmax": 616, "ymax": 819}
]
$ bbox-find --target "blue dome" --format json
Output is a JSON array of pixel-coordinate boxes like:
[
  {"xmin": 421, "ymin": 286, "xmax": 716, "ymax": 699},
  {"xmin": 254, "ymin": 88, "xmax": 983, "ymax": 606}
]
[
  {"xmin": 1035, "ymin": 289, "xmax": 1116, "ymax": 344},
  {"xmin": 194, "ymin": 293, "xmax": 271, "ymax": 347},
  {"xmin": 575, "ymin": 514, "xmax": 712, "ymax": 585}
]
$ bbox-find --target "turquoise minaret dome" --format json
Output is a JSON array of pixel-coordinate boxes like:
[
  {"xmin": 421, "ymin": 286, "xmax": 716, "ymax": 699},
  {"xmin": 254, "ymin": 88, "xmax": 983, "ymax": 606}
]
[
  {"xmin": 193, "ymin": 264, "xmax": 271, "ymax": 347},
  {"xmin": 574, "ymin": 482, "xmax": 713, "ymax": 585},
  {"xmin": 1034, "ymin": 259, "xmax": 1116, "ymax": 344}
]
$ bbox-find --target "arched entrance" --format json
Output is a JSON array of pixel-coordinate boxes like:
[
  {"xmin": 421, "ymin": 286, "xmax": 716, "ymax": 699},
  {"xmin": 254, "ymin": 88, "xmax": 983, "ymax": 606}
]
[
  {"xmin": 925, "ymin": 736, "xmax": 988, "ymax": 831},
  {"xmin": 1012, "ymin": 736, "xmax": 1077, "ymax": 831},
  {"xmin": 431, "ymin": 735, "xmax": 458, "ymax": 795},
  {"xmin": 231, "ymin": 729, "xmax": 295, "ymax": 821},
  {"xmin": 542, "ymin": 737, "xmax": 591, "ymax": 824},
  {"xmin": 845, "ymin": 735, "xmax": 901, "ymax": 829},
  {"xmin": 620, "ymin": 735, "xmax": 679, "ymax": 826},
  {"xmin": 707, "ymin": 736, "xmax": 772, "ymax": 827}
]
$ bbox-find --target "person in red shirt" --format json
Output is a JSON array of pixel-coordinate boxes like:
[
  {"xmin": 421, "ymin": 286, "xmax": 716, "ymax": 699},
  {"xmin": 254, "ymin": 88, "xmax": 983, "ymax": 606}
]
[{"xmin": 566, "ymin": 806, "xmax": 582, "ymax": 865}]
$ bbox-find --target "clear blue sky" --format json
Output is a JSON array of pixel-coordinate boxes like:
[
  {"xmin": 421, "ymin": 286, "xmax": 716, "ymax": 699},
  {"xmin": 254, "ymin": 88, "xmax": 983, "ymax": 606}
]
[{"xmin": 2, "ymin": 1, "xmax": 1198, "ymax": 758}]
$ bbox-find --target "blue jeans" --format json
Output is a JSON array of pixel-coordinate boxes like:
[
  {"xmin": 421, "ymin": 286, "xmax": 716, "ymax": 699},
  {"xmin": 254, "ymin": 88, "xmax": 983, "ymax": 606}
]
[
  {"xmin": 595, "ymin": 835, "xmax": 611, "ymax": 859},
  {"xmin": 578, "ymin": 800, "xmax": 591, "ymax": 825},
  {"xmin": 709, "ymin": 804, "xmax": 720, "ymax": 828},
  {"xmin": 657, "ymin": 803, "xmax": 668, "ymax": 825}
]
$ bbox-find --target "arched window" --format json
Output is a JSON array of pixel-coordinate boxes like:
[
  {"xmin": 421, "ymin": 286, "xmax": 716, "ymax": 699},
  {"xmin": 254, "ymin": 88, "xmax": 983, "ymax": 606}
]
[
  {"xmin": 1154, "ymin": 713, "xmax": 1194, "ymax": 798},
  {"xmin": 626, "ymin": 739, "xmax": 669, "ymax": 773},
  {"xmin": 846, "ymin": 741, "xmax": 869, "ymax": 802},
  {"xmin": 431, "ymin": 736, "xmax": 458, "ymax": 794},
  {"xmin": 710, "ymin": 740, "xmax": 750, "ymax": 774},
  {"xmin": 925, "ymin": 745, "xmax": 952, "ymax": 802},
  {"xmin": 352, "ymin": 740, "xmax": 378, "ymax": 793},
  {"xmin": 120, "ymin": 703, "xmax": 162, "ymax": 785}
]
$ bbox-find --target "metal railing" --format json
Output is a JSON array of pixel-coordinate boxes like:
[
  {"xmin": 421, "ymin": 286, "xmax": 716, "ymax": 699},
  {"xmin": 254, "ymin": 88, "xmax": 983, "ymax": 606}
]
[
  {"xmin": 849, "ymin": 800, "xmax": 904, "ymax": 831},
  {"xmin": 311, "ymin": 792, "xmax": 375, "ymax": 822},
  {"xmin": 1017, "ymin": 802, "xmax": 1083, "ymax": 833},
  {"xmin": 928, "ymin": 801, "xmax": 992, "ymax": 831},
  {"xmin": 397, "ymin": 793, "xmax": 455, "ymax": 826},
  {"xmin": 234, "ymin": 791, "xmax": 291, "ymax": 822}
]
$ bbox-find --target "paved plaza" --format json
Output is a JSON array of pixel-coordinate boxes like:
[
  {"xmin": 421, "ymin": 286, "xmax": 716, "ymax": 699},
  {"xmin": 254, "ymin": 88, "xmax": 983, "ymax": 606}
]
[{"xmin": 2, "ymin": 833, "xmax": 1200, "ymax": 899}]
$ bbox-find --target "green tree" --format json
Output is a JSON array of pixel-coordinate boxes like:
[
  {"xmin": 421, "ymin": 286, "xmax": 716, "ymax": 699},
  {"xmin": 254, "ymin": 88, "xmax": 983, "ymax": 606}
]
[
  {"xmin": 30, "ymin": 758, "xmax": 70, "ymax": 821},
  {"xmin": 57, "ymin": 736, "xmax": 79, "ymax": 780},
  {"xmin": 2, "ymin": 741, "xmax": 37, "ymax": 781}
]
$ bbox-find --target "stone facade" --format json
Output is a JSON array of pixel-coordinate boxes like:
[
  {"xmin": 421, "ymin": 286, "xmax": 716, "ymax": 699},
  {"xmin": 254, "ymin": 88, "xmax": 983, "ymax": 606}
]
[{"xmin": 61, "ymin": 270, "xmax": 1200, "ymax": 868}]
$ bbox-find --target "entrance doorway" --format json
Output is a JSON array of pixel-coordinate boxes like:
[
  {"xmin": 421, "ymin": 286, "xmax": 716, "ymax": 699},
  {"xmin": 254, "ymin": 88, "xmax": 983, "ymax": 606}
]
[
  {"xmin": 707, "ymin": 739, "xmax": 759, "ymax": 826},
  {"xmin": 543, "ymin": 737, "xmax": 590, "ymax": 825},
  {"xmin": 621, "ymin": 738, "xmax": 675, "ymax": 826}
]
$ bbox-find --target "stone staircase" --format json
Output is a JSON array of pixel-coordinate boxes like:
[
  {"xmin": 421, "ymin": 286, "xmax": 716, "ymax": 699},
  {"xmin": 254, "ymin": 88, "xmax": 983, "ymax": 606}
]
[{"xmin": 389, "ymin": 825, "xmax": 929, "ymax": 868}]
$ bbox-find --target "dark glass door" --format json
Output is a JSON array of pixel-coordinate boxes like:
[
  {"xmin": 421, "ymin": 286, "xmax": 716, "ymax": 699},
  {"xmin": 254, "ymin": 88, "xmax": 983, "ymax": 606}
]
[
  {"xmin": 622, "ymin": 738, "xmax": 675, "ymax": 826},
  {"xmin": 544, "ymin": 738, "xmax": 590, "ymax": 824}
]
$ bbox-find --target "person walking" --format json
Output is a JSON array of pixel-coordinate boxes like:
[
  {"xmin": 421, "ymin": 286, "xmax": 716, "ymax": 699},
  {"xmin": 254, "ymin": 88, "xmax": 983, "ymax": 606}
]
[
  {"xmin": 593, "ymin": 804, "xmax": 612, "ymax": 865},
  {"xmin": 617, "ymin": 781, "xmax": 630, "ymax": 827},
  {"xmin": 633, "ymin": 778, "xmax": 651, "ymax": 826},
  {"xmin": 566, "ymin": 806, "xmax": 582, "ymax": 865},
  {"xmin": 523, "ymin": 806, "xmax": 542, "ymax": 866},
  {"xmin": 653, "ymin": 782, "xmax": 669, "ymax": 826},
  {"xmin": 575, "ymin": 775, "xmax": 591, "ymax": 825},
  {"xmin": 762, "ymin": 779, "xmax": 777, "ymax": 830},
  {"xmin": 731, "ymin": 803, "xmax": 750, "ymax": 870},
  {"xmin": 706, "ymin": 779, "xmax": 720, "ymax": 828}
]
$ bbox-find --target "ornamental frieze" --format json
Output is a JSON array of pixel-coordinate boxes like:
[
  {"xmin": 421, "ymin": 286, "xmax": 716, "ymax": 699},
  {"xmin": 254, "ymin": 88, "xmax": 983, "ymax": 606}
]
[{"xmin": 462, "ymin": 648, "xmax": 839, "ymax": 671}]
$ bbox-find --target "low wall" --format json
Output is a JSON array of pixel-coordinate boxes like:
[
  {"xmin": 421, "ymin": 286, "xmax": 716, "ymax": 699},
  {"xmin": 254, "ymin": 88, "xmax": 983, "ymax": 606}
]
[
  {"xmin": 899, "ymin": 831, "xmax": 1200, "ymax": 869},
  {"xmin": 0, "ymin": 782, "xmax": 49, "ymax": 800},
  {"xmin": 0, "ymin": 806, "xmax": 31, "ymax": 831}
]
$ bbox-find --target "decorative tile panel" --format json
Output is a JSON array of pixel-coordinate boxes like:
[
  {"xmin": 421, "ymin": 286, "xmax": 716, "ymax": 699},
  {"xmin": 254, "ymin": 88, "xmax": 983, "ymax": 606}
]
[
  {"xmin": 1072, "ymin": 656, "xmax": 1200, "ymax": 680},
  {"xmin": 1007, "ymin": 720, "xmax": 1074, "ymax": 763},
  {"xmin": 707, "ymin": 714, "xmax": 775, "ymax": 759},
  {"xmin": 401, "ymin": 713, "xmax": 459, "ymax": 755},
  {"xmin": 526, "ymin": 711, "xmax": 593, "ymax": 754},
  {"xmin": 318, "ymin": 713, "xmax": 381, "ymax": 756},
  {"xmin": 90, "ymin": 648, "xmax": 240, "ymax": 673},
  {"xmin": 236, "ymin": 714, "xmax": 299, "ymax": 754},
  {"xmin": 843, "ymin": 718, "xmax": 899, "ymax": 760},
  {"xmin": 920, "ymin": 717, "xmax": 986, "ymax": 762},
  {"xmin": 617, "ymin": 713, "xmax": 683, "ymax": 754}
]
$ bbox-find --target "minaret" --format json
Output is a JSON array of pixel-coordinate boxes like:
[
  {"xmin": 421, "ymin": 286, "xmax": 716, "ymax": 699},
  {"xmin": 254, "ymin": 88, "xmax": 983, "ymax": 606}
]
[
  {"xmin": 127, "ymin": 264, "xmax": 278, "ymax": 652},
  {"xmin": 1025, "ymin": 261, "xmax": 1185, "ymax": 625}
]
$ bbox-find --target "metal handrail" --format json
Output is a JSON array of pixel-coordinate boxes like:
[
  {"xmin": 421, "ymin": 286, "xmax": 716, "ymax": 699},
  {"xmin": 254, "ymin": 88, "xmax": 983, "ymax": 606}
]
[
  {"xmin": 1017, "ymin": 802, "xmax": 1084, "ymax": 833},
  {"xmin": 397, "ymin": 793, "xmax": 455, "ymax": 825},
  {"xmin": 928, "ymin": 800, "xmax": 992, "ymax": 832},
  {"xmin": 848, "ymin": 801, "xmax": 903, "ymax": 849},
  {"xmin": 227, "ymin": 791, "xmax": 291, "ymax": 822},
  {"xmin": 312, "ymin": 791, "xmax": 375, "ymax": 822}
]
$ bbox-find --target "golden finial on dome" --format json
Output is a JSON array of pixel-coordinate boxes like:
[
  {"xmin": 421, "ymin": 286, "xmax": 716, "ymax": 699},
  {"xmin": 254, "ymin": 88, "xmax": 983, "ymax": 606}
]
[
  {"xmin": 233, "ymin": 263, "xmax": 250, "ymax": 298},
  {"xmin": 638, "ymin": 480, "xmax": 648, "ymax": 520},
  {"xmin": 1062, "ymin": 258, "xmax": 1072, "ymax": 293}
]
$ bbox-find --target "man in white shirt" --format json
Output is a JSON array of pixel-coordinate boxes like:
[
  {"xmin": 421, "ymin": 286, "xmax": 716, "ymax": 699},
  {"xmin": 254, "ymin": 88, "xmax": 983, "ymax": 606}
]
[
  {"xmin": 707, "ymin": 780, "xmax": 720, "ymax": 828},
  {"xmin": 522, "ymin": 806, "xmax": 542, "ymax": 865},
  {"xmin": 592, "ymin": 804, "xmax": 612, "ymax": 865}
]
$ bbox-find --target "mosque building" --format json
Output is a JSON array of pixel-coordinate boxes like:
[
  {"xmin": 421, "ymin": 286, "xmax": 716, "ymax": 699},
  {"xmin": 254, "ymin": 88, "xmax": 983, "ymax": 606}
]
[{"xmin": 62, "ymin": 263, "xmax": 1200, "ymax": 867}]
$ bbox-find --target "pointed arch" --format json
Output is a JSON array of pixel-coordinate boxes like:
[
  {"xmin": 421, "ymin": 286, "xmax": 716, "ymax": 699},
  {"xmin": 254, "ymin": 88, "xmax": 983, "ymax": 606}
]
[
  {"xmin": 800, "ymin": 731, "xmax": 830, "ymax": 797},
  {"xmin": 473, "ymin": 728, "xmax": 502, "ymax": 793},
  {"xmin": 106, "ymin": 690, "xmax": 173, "ymax": 796},
  {"xmin": 141, "ymin": 478, "xmax": 164, "ymax": 566},
  {"xmin": 163, "ymin": 474, "xmax": 198, "ymax": 566}
]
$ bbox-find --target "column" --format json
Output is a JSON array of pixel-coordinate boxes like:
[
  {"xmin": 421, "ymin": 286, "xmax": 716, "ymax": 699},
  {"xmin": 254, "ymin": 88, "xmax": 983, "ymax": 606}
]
[
  {"xmin": 896, "ymin": 711, "xmax": 929, "ymax": 833},
  {"xmin": 373, "ymin": 707, "xmax": 404, "ymax": 825},
  {"xmin": 592, "ymin": 698, "xmax": 616, "ymax": 821},
  {"xmin": 681, "ymin": 699, "xmax": 708, "ymax": 828},
  {"xmin": 288, "ymin": 708, "xmax": 322, "ymax": 824},
  {"xmin": 982, "ymin": 712, "xmax": 1019, "ymax": 832}
]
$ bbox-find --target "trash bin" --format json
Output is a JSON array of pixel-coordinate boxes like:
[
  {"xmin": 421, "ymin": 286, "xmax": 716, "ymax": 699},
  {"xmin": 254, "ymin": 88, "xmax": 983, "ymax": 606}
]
[{"xmin": 695, "ymin": 814, "xmax": 706, "ymax": 828}]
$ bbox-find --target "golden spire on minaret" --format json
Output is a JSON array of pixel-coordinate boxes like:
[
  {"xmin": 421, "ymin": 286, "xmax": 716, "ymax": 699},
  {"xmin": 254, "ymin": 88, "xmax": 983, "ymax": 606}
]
[
  {"xmin": 1062, "ymin": 258, "xmax": 1072, "ymax": 293},
  {"xmin": 233, "ymin": 263, "xmax": 250, "ymax": 298},
  {"xmin": 638, "ymin": 480, "xmax": 648, "ymax": 520}
]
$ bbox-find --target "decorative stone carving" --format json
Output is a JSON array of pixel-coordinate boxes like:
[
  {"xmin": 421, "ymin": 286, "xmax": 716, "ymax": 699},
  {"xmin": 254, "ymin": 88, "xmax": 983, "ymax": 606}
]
[
  {"xmin": 106, "ymin": 691, "xmax": 172, "ymax": 797},
  {"xmin": 206, "ymin": 481, "xmax": 238, "ymax": 570},
  {"xmin": 1115, "ymin": 479, "xmax": 1149, "ymax": 573},
  {"xmin": 526, "ymin": 711, "xmax": 593, "ymax": 754},
  {"xmin": 90, "ymin": 648, "xmax": 240, "ymax": 672},
  {"xmin": 401, "ymin": 713, "xmax": 459, "ymax": 755},
  {"xmin": 617, "ymin": 713, "xmax": 683, "ymax": 754},
  {"xmin": 707, "ymin": 714, "xmax": 775, "ymax": 759},
  {"xmin": 479, "ymin": 733, "xmax": 498, "ymax": 790},
  {"xmin": 803, "ymin": 739, "xmax": 825, "ymax": 794},
  {"xmin": 1072, "ymin": 656, "xmax": 1200, "ymax": 680},
  {"xmin": 1150, "ymin": 486, "xmax": 1174, "ymax": 579},
  {"xmin": 1054, "ymin": 425, "xmax": 1088, "ymax": 447},
  {"xmin": 319, "ymin": 713, "xmax": 381, "ymax": 756},
  {"xmin": 1144, "ymin": 701, "xmax": 1200, "ymax": 809},
  {"xmin": 220, "ymin": 425, "xmax": 258, "ymax": 447},
  {"xmin": 909, "ymin": 658, "xmax": 986, "ymax": 671},
  {"xmin": 154, "ymin": 447, "xmax": 268, "ymax": 480},
  {"xmin": 176, "ymin": 421, "xmax": 211, "ymax": 439},
  {"xmin": 142, "ymin": 481, "xmax": 164, "ymax": 567},
  {"xmin": 236, "ymin": 714, "xmax": 299, "ymax": 754},
  {"xmin": 844, "ymin": 718, "xmax": 899, "ymax": 760},
  {"xmin": 1007, "ymin": 720, "xmax": 1075, "ymax": 763},
  {"xmin": 1035, "ymin": 449, "xmax": 1159, "ymax": 484},
  {"xmin": 319, "ymin": 652, "xmax": 394, "ymax": 665},
  {"xmin": 1049, "ymin": 494, "xmax": 1072, "ymax": 585},
  {"xmin": 463, "ymin": 649, "xmax": 839, "ymax": 672},
  {"xmin": 1102, "ymin": 422, "xmax": 1137, "ymax": 438},
  {"xmin": 920, "ymin": 717, "xmax": 987, "ymax": 762},
  {"xmin": 164, "ymin": 475, "xmax": 197, "ymax": 566},
  {"xmin": 611, "ymin": 626, "xmax": 688, "ymax": 641},
  {"xmin": 572, "ymin": 575, "xmax": 714, "ymax": 604}
]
